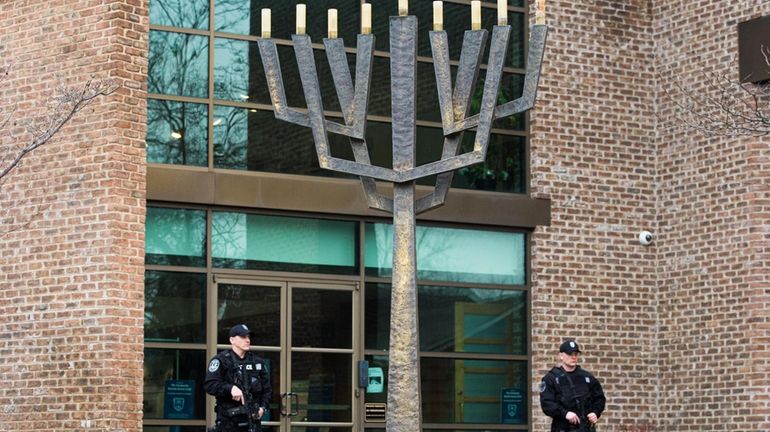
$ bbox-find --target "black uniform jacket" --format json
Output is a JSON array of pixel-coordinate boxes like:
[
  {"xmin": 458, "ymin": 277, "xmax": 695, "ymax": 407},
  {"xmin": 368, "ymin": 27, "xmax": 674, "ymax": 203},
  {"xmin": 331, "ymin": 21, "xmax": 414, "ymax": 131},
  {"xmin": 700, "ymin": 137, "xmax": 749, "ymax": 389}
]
[
  {"xmin": 204, "ymin": 350, "xmax": 272, "ymax": 413},
  {"xmin": 539, "ymin": 365, "xmax": 606, "ymax": 431}
]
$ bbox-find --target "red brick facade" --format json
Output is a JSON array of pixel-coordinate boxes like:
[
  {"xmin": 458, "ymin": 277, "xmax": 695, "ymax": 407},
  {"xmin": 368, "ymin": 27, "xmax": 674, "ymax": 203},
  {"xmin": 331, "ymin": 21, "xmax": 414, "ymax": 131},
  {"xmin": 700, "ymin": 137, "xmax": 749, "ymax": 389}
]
[
  {"xmin": 531, "ymin": 1, "xmax": 770, "ymax": 431},
  {"xmin": 0, "ymin": 0, "xmax": 148, "ymax": 431},
  {"xmin": 0, "ymin": 0, "xmax": 768, "ymax": 431}
]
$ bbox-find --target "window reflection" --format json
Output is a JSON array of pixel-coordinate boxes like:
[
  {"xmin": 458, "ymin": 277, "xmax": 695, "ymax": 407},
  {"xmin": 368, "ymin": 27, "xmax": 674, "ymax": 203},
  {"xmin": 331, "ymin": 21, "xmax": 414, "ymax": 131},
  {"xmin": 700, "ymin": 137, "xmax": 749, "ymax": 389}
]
[
  {"xmin": 145, "ymin": 207, "xmax": 207, "ymax": 266},
  {"xmin": 363, "ymin": 355, "xmax": 527, "ymax": 425},
  {"xmin": 214, "ymin": 38, "xmax": 266, "ymax": 103},
  {"xmin": 147, "ymin": 99, "xmax": 208, "ymax": 166},
  {"xmin": 456, "ymin": 133, "xmax": 526, "ymax": 193},
  {"xmin": 145, "ymin": 271, "xmax": 206, "ymax": 344},
  {"xmin": 421, "ymin": 358, "xmax": 527, "ymax": 424},
  {"xmin": 365, "ymin": 283, "xmax": 527, "ymax": 354},
  {"xmin": 143, "ymin": 349, "xmax": 206, "ymax": 420},
  {"xmin": 365, "ymin": 224, "xmax": 526, "ymax": 285},
  {"xmin": 292, "ymin": 288, "xmax": 352, "ymax": 349},
  {"xmin": 217, "ymin": 284, "xmax": 281, "ymax": 347},
  {"xmin": 214, "ymin": 0, "xmax": 256, "ymax": 35},
  {"xmin": 149, "ymin": 30, "xmax": 208, "ymax": 98},
  {"xmin": 150, "ymin": 0, "xmax": 208, "ymax": 29},
  {"xmin": 291, "ymin": 352, "xmax": 353, "ymax": 423},
  {"xmin": 211, "ymin": 212, "xmax": 359, "ymax": 274}
]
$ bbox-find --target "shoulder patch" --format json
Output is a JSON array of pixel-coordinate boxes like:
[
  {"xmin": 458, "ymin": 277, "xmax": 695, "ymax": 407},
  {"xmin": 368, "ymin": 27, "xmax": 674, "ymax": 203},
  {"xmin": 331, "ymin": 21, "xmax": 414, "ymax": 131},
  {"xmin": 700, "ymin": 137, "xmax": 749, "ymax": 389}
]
[
  {"xmin": 208, "ymin": 359, "xmax": 220, "ymax": 372},
  {"xmin": 539, "ymin": 381, "xmax": 546, "ymax": 393},
  {"xmin": 585, "ymin": 376, "xmax": 590, "ymax": 383}
]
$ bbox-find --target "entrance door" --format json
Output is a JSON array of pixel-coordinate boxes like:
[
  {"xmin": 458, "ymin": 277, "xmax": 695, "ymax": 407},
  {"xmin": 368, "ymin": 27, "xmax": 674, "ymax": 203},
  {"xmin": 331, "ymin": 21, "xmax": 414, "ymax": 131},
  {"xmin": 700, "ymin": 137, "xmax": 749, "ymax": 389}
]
[{"xmin": 210, "ymin": 277, "xmax": 360, "ymax": 432}]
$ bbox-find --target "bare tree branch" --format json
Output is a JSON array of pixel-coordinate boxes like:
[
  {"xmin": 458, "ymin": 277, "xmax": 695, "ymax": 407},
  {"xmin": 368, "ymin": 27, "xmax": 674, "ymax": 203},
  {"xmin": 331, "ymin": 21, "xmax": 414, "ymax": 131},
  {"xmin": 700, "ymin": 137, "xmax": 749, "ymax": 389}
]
[
  {"xmin": 662, "ymin": 50, "xmax": 770, "ymax": 137},
  {"xmin": 0, "ymin": 75, "xmax": 119, "ymax": 182},
  {"xmin": 0, "ymin": 67, "xmax": 119, "ymax": 237}
]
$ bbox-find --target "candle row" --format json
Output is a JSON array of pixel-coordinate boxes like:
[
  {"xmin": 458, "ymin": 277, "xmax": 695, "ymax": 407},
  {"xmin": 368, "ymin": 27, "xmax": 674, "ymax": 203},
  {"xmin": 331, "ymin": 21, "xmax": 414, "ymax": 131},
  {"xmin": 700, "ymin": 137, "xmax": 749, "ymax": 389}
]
[{"xmin": 260, "ymin": 0, "xmax": 546, "ymax": 39}]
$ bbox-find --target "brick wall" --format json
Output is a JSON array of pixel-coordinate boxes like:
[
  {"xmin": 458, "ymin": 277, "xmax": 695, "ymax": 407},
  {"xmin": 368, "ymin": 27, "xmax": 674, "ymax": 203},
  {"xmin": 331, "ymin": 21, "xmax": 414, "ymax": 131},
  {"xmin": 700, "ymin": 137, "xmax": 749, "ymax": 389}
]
[
  {"xmin": 529, "ymin": 1, "xmax": 659, "ymax": 430},
  {"xmin": 652, "ymin": 1, "xmax": 770, "ymax": 430},
  {"xmin": 531, "ymin": 0, "xmax": 770, "ymax": 431},
  {"xmin": 0, "ymin": 1, "xmax": 148, "ymax": 431}
]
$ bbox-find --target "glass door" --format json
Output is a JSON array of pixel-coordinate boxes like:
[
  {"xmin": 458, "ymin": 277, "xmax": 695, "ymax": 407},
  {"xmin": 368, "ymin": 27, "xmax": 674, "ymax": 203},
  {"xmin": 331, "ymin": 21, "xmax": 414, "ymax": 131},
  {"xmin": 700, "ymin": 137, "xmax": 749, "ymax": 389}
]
[
  {"xmin": 284, "ymin": 282, "xmax": 358, "ymax": 432},
  {"xmin": 210, "ymin": 278, "xmax": 359, "ymax": 432}
]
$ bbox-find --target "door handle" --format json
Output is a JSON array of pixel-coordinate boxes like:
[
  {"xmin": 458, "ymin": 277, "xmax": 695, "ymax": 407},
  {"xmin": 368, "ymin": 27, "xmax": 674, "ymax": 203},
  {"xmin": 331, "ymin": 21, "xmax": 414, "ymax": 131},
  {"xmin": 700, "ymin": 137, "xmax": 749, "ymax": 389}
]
[
  {"xmin": 280, "ymin": 393, "xmax": 289, "ymax": 416},
  {"xmin": 280, "ymin": 392, "xmax": 300, "ymax": 417},
  {"xmin": 289, "ymin": 392, "xmax": 299, "ymax": 416}
]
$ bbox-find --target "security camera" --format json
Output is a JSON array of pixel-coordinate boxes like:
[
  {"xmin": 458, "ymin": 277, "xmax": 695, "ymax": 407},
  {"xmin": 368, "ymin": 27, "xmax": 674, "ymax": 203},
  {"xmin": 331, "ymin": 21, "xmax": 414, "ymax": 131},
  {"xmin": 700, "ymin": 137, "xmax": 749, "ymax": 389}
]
[{"xmin": 638, "ymin": 231, "xmax": 654, "ymax": 246}]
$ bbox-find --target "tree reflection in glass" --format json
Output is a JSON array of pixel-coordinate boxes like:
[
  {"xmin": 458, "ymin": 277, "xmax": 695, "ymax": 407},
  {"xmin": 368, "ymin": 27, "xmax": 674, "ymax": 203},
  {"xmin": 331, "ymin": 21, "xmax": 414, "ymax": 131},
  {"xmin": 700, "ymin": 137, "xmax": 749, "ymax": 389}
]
[
  {"xmin": 147, "ymin": 99, "xmax": 208, "ymax": 166},
  {"xmin": 150, "ymin": 0, "xmax": 209, "ymax": 29},
  {"xmin": 149, "ymin": 31, "xmax": 208, "ymax": 98}
]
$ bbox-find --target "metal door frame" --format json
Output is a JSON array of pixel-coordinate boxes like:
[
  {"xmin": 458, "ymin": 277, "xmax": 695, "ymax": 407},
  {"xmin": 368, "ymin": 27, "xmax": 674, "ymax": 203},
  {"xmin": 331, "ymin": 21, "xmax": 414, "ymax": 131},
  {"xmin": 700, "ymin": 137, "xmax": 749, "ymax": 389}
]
[{"xmin": 209, "ymin": 275, "xmax": 361, "ymax": 432}]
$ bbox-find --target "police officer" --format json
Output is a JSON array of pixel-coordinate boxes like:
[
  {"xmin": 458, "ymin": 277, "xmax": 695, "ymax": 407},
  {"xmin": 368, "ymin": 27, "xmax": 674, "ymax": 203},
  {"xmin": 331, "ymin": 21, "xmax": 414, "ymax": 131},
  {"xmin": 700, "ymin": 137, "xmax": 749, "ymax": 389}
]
[
  {"xmin": 205, "ymin": 324, "xmax": 272, "ymax": 432},
  {"xmin": 539, "ymin": 340, "xmax": 605, "ymax": 432}
]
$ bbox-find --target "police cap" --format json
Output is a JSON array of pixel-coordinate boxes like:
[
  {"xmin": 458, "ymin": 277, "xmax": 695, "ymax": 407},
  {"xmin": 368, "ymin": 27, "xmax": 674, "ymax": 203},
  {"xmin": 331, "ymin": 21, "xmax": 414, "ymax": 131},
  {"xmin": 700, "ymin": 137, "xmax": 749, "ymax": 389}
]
[
  {"xmin": 559, "ymin": 340, "xmax": 581, "ymax": 354},
  {"xmin": 229, "ymin": 324, "xmax": 252, "ymax": 337}
]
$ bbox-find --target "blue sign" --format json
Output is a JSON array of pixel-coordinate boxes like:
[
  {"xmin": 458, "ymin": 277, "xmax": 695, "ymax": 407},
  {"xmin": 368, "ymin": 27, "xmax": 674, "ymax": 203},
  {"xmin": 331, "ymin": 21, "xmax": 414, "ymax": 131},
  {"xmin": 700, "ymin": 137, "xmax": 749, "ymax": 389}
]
[
  {"xmin": 164, "ymin": 380, "xmax": 195, "ymax": 419},
  {"xmin": 367, "ymin": 367, "xmax": 384, "ymax": 393},
  {"xmin": 501, "ymin": 387, "xmax": 525, "ymax": 424}
]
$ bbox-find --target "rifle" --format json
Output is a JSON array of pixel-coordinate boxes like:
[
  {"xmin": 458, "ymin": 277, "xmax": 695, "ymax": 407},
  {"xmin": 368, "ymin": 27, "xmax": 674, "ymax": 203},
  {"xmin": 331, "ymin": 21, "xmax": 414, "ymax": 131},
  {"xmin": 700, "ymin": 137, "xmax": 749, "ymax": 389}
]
[
  {"xmin": 230, "ymin": 369, "xmax": 261, "ymax": 432},
  {"xmin": 574, "ymin": 394, "xmax": 596, "ymax": 432}
]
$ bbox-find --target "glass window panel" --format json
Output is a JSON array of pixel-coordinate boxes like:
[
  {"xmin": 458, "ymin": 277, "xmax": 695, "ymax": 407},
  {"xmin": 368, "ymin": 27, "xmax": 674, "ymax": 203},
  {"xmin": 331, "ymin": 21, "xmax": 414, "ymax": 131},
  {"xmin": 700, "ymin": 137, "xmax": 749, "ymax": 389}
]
[
  {"xmin": 214, "ymin": 37, "xmax": 266, "ymax": 103},
  {"xmin": 147, "ymin": 99, "xmax": 208, "ymax": 166},
  {"xmin": 145, "ymin": 271, "xmax": 206, "ymax": 344},
  {"xmin": 262, "ymin": 351, "xmax": 281, "ymax": 422},
  {"xmin": 469, "ymin": 73, "xmax": 525, "ymax": 125},
  {"xmin": 455, "ymin": 133, "xmax": 526, "ymax": 193},
  {"xmin": 365, "ymin": 224, "xmax": 526, "ymax": 284},
  {"xmin": 292, "ymin": 288, "xmax": 352, "ymax": 348},
  {"xmin": 368, "ymin": 57, "xmax": 391, "ymax": 118},
  {"xmin": 291, "ymin": 352, "xmax": 352, "ymax": 423},
  {"xmin": 149, "ymin": 30, "xmax": 209, "ymax": 98},
  {"xmin": 146, "ymin": 207, "xmax": 206, "ymax": 267},
  {"xmin": 215, "ymin": 41, "xmax": 344, "ymax": 110},
  {"xmin": 150, "ymin": 0, "xmax": 208, "ymax": 29},
  {"xmin": 143, "ymin": 348, "xmax": 207, "ymax": 420},
  {"xmin": 363, "ymin": 355, "xmax": 527, "ymax": 425},
  {"xmin": 421, "ymin": 358, "xmax": 528, "ymax": 424},
  {"xmin": 214, "ymin": 0, "xmax": 257, "ymax": 35},
  {"xmin": 213, "ymin": 108, "xmax": 353, "ymax": 176},
  {"xmin": 416, "ymin": 61, "xmax": 440, "ymax": 123},
  {"xmin": 492, "ymin": 74, "xmax": 526, "ymax": 131},
  {"xmin": 212, "ymin": 212, "xmax": 358, "ymax": 275},
  {"xmin": 212, "ymin": 105, "xmax": 249, "ymax": 169},
  {"xmin": 508, "ymin": 13, "xmax": 526, "ymax": 69},
  {"xmin": 216, "ymin": 283, "xmax": 281, "ymax": 346},
  {"xmin": 365, "ymin": 284, "xmax": 527, "ymax": 354}
]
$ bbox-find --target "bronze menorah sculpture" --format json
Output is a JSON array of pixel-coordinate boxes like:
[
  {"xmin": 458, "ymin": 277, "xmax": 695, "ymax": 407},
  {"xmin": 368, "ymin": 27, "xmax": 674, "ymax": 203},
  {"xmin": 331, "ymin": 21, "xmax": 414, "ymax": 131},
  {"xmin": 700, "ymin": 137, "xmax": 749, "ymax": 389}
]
[{"xmin": 257, "ymin": 3, "xmax": 547, "ymax": 429}]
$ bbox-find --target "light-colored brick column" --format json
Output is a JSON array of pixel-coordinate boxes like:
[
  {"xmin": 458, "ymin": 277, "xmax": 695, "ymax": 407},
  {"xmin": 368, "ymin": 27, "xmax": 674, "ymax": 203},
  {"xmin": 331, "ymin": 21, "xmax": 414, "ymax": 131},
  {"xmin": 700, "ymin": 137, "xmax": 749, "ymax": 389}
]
[
  {"xmin": 0, "ymin": 1, "xmax": 148, "ymax": 431},
  {"xmin": 529, "ymin": 1, "xmax": 659, "ymax": 431}
]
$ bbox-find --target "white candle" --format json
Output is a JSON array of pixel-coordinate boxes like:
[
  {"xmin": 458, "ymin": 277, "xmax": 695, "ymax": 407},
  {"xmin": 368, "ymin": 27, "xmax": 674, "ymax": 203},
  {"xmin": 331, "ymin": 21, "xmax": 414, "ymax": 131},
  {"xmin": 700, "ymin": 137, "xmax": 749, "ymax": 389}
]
[
  {"xmin": 536, "ymin": 0, "xmax": 546, "ymax": 25},
  {"xmin": 296, "ymin": 4, "xmax": 306, "ymax": 35},
  {"xmin": 399, "ymin": 0, "xmax": 408, "ymax": 16},
  {"xmin": 471, "ymin": 1, "xmax": 481, "ymax": 31},
  {"xmin": 328, "ymin": 9, "xmax": 338, "ymax": 39},
  {"xmin": 362, "ymin": 3, "xmax": 372, "ymax": 35},
  {"xmin": 261, "ymin": 8, "xmax": 271, "ymax": 38},
  {"xmin": 497, "ymin": 0, "xmax": 507, "ymax": 26},
  {"xmin": 433, "ymin": 1, "xmax": 443, "ymax": 31}
]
